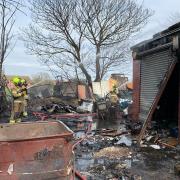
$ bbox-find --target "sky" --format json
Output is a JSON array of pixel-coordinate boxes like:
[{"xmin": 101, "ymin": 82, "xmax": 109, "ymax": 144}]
[{"xmin": 3, "ymin": 0, "xmax": 180, "ymax": 79}]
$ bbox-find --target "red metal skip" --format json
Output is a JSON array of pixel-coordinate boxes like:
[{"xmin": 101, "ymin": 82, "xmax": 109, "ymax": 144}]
[{"xmin": 0, "ymin": 121, "xmax": 74, "ymax": 180}]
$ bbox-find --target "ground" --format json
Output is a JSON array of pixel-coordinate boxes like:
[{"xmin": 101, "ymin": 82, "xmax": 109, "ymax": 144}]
[
  {"xmin": 72, "ymin": 118, "xmax": 180, "ymax": 180},
  {"xmin": 1, "ymin": 97, "xmax": 180, "ymax": 180}
]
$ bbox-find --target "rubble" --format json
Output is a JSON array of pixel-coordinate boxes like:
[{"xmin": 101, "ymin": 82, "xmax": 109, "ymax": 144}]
[
  {"xmin": 115, "ymin": 135, "xmax": 132, "ymax": 147},
  {"xmin": 174, "ymin": 163, "xmax": 180, "ymax": 175},
  {"xmin": 73, "ymin": 117, "xmax": 180, "ymax": 179},
  {"xmin": 77, "ymin": 100, "xmax": 93, "ymax": 113},
  {"xmin": 94, "ymin": 147, "xmax": 131, "ymax": 159},
  {"xmin": 41, "ymin": 103, "xmax": 77, "ymax": 114},
  {"xmin": 97, "ymin": 129, "xmax": 129, "ymax": 137},
  {"xmin": 149, "ymin": 145, "xmax": 161, "ymax": 150},
  {"xmin": 157, "ymin": 137, "xmax": 178, "ymax": 148},
  {"xmin": 145, "ymin": 135, "xmax": 153, "ymax": 142}
]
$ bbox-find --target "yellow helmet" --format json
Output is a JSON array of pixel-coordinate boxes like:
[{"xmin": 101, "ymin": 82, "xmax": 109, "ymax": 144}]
[
  {"xmin": 21, "ymin": 79, "xmax": 26, "ymax": 84},
  {"xmin": 12, "ymin": 77, "xmax": 20, "ymax": 85}
]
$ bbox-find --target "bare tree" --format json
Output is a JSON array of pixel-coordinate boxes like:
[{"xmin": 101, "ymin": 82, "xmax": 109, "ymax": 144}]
[
  {"xmin": 24, "ymin": 0, "xmax": 151, "ymax": 86},
  {"xmin": 31, "ymin": 72, "xmax": 53, "ymax": 85},
  {"xmin": 24, "ymin": 0, "xmax": 93, "ymax": 86},
  {"xmin": 78, "ymin": 0, "xmax": 151, "ymax": 81},
  {"xmin": 0, "ymin": 0, "xmax": 23, "ymax": 80}
]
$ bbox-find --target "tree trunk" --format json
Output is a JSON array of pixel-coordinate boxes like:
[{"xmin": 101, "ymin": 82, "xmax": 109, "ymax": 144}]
[
  {"xmin": 75, "ymin": 67, "xmax": 81, "ymax": 85},
  {"xmin": 94, "ymin": 46, "xmax": 101, "ymax": 82},
  {"xmin": 0, "ymin": 63, "xmax": 3, "ymax": 82},
  {"xmin": 0, "ymin": 3, "xmax": 5, "ymax": 83},
  {"xmin": 78, "ymin": 62, "xmax": 92, "ymax": 87},
  {"xmin": 78, "ymin": 62, "xmax": 94, "ymax": 98}
]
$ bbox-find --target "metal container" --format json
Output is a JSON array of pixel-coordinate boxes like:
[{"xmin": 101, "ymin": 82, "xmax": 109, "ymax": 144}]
[
  {"xmin": 0, "ymin": 121, "xmax": 74, "ymax": 180},
  {"xmin": 97, "ymin": 101, "xmax": 107, "ymax": 111}
]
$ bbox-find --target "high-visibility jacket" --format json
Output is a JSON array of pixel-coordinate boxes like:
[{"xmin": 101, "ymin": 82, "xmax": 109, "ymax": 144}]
[
  {"xmin": 110, "ymin": 94, "xmax": 118, "ymax": 104},
  {"xmin": 11, "ymin": 86, "xmax": 23, "ymax": 100},
  {"xmin": 21, "ymin": 84, "xmax": 28, "ymax": 100}
]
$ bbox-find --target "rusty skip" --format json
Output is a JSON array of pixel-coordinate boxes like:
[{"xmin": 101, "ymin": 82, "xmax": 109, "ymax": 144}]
[{"xmin": 0, "ymin": 121, "xmax": 74, "ymax": 180}]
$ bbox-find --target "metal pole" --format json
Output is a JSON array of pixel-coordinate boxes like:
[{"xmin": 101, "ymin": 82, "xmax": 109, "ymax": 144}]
[{"xmin": 178, "ymin": 63, "xmax": 180, "ymax": 144}]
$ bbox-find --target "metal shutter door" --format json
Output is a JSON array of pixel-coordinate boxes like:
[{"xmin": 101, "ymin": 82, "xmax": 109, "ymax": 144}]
[{"xmin": 139, "ymin": 49, "xmax": 175, "ymax": 121}]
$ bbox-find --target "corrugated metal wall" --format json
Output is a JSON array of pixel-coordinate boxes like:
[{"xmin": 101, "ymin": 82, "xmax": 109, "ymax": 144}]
[{"xmin": 139, "ymin": 49, "xmax": 175, "ymax": 121}]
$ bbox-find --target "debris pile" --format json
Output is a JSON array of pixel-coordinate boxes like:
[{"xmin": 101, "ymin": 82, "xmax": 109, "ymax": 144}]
[
  {"xmin": 94, "ymin": 146, "xmax": 131, "ymax": 159},
  {"xmin": 115, "ymin": 135, "xmax": 132, "ymax": 147},
  {"xmin": 139, "ymin": 121, "xmax": 179, "ymax": 149},
  {"xmin": 41, "ymin": 103, "xmax": 77, "ymax": 114},
  {"xmin": 74, "ymin": 119, "xmax": 180, "ymax": 180},
  {"xmin": 75, "ymin": 132, "xmax": 139, "ymax": 180},
  {"xmin": 76, "ymin": 100, "xmax": 93, "ymax": 113}
]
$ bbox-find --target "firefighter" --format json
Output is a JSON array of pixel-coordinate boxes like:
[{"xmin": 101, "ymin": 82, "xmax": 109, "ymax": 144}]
[
  {"xmin": 109, "ymin": 85, "xmax": 119, "ymax": 105},
  {"xmin": 20, "ymin": 79, "xmax": 28, "ymax": 117},
  {"xmin": 9, "ymin": 77, "xmax": 24, "ymax": 123}
]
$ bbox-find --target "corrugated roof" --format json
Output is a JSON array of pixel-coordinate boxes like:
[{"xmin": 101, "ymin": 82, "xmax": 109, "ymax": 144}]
[{"xmin": 131, "ymin": 21, "xmax": 180, "ymax": 51}]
